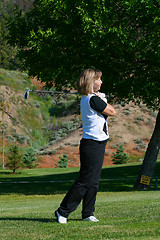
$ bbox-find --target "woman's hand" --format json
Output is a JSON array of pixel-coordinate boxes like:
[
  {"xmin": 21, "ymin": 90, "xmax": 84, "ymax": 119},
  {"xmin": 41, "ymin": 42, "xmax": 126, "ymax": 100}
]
[{"xmin": 94, "ymin": 92, "xmax": 101, "ymax": 97}]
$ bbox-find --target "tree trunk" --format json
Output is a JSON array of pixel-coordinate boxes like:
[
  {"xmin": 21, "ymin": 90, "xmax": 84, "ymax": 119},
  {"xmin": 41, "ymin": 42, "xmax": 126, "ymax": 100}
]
[{"xmin": 134, "ymin": 108, "xmax": 160, "ymax": 190}]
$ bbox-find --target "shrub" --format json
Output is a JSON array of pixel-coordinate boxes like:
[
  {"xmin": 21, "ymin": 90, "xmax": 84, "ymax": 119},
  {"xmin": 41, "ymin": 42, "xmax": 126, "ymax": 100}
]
[
  {"xmin": 135, "ymin": 116, "xmax": 144, "ymax": 123},
  {"xmin": 12, "ymin": 132, "xmax": 29, "ymax": 145},
  {"xmin": 32, "ymin": 100, "xmax": 41, "ymax": 108},
  {"xmin": 123, "ymin": 110, "xmax": 130, "ymax": 115},
  {"xmin": 57, "ymin": 154, "xmax": 69, "ymax": 168},
  {"xmin": 134, "ymin": 138, "xmax": 142, "ymax": 144},
  {"xmin": 37, "ymin": 149, "xmax": 57, "ymax": 155},
  {"xmin": 112, "ymin": 144, "xmax": 130, "ymax": 164},
  {"xmin": 22, "ymin": 147, "xmax": 38, "ymax": 169},
  {"xmin": 134, "ymin": 138, "xmax": 147, "ymax": 149},
  {"xmin": 6, "ymin": 135, "xmax": 16, "ymax": 143}
]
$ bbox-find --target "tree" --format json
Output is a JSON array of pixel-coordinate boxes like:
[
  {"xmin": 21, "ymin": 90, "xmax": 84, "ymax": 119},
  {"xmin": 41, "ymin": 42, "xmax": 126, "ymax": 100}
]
[
  {"xmin": 57, "ymin": 154, "xmax": 69, "ymax": 168},
  {"xmin": 6, "ymin": 145, "xmax": 23, "ymax": 174},
  {"xmin": 133, "ymin": 110, "xmax": 160, "ymax": 189},
  {"xmin": 0, "ymin": 0, "xmax": 20, "ymax": 70},
  {"xmin": 8, "ymin": 0, "xmax": 160, "ymax": 187},
  {"xmin": 13, "ymin": 0, "xmax": 34, "ymax": 12},
  {"xmin": 8, "ymin": 0, "xmax": 92, "ymax": 88},
  {"xmin": 7, "ymin": 0, "xmax": 159, "ymax": 94},
  {"xmin": 23, "ymin": 147, "xmax": 38, "ymax": 169},
  {"xmin": 112, "ymin": 144, "xmax": 130, "ymax": 165}
]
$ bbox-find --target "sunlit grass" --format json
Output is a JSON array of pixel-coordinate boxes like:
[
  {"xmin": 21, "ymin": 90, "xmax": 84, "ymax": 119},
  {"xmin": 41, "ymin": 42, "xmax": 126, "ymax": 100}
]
[
  {"xmin": 0, "ymin": 162, "xmax": 160, "ymax": 239},
  {"xmin": 0, "ymin": 192, "xmax": 160, "ymax": 240}
]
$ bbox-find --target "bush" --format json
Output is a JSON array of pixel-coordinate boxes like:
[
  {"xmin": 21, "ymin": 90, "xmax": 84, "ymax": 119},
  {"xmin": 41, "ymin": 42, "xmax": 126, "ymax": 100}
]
[
  {"xmin": 57, "ymin": 154, "xmax": 69, "ymax": 168},
  {"xmin": 111, "ymin": 144, "xmax": 130, "ymax": 164},
  {"xmin": 12, "ymin": 132, "xmax": 29, "ymax": 145},
  {"xmin": 6, "ymin": 135, "xmax": 16, "ymax": 143},
  {"xmin": 23, "ymin": 147, "xmax": 38, "ymax": 169}
]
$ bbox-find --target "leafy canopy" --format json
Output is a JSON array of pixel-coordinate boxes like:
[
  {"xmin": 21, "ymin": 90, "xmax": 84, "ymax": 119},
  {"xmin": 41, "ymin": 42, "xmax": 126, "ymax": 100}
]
[
  {"xmin": 8, "ymin": 0, "xmax": 160, "ymax": 108},
  {"xmin": 0, "ymin": 0, "xmax": 20, "ymax": 70}
]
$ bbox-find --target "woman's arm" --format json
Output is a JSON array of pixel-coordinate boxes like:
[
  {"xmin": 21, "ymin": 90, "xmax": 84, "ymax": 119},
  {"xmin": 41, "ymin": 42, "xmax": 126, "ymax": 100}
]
[
  {"xmin": 102, "ymin": 103, "xmax": 116, "ymax": 116},
  {"xmin": 90, "ymin": 94, "xmax": 116, "ymax": 116}
]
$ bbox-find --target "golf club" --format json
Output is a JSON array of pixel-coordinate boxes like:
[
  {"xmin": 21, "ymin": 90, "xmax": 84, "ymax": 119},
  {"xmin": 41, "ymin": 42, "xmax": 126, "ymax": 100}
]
[{"xmin": 23, "ymin": 89, "xmax": 78, "ymax": 99}]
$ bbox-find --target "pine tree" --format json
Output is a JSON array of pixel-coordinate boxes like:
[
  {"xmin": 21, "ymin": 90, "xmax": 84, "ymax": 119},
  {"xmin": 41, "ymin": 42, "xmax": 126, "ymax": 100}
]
[
  {"xmin": 6, "ymin": 145, "xmax": 23, "ymax": 174},
  {"xmin": 23, "ymin": 147, "xmax": 38, "ymax": 169},
  {"xmin": 112, "ymin": 144, "xmax": 130, "ymax": 165}
]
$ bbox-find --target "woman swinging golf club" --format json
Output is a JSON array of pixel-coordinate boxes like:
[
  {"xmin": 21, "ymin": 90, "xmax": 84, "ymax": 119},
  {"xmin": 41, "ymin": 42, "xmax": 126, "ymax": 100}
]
[{"xmin": 55, "ymin": 68, "xmax": 116, "ymax": 223}]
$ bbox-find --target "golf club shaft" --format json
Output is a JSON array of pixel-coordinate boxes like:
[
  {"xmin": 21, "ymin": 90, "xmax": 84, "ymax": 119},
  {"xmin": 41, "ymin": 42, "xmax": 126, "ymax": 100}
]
[{"xmin": 29, "ymin": 90, "xmax": 78, "ymax": 95}]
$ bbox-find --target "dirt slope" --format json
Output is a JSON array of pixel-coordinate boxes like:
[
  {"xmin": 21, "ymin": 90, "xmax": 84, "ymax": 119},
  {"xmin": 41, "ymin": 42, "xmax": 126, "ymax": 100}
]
[{"xmin": 37, "ymin": 101, "xmax": 156, "ymax": 168}]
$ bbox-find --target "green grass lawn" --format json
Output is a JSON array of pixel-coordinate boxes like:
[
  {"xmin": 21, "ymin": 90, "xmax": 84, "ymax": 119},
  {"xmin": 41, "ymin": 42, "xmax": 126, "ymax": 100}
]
[{"xmin": 0, "ymin": 162, "xmax": 160, "ymax": 240}]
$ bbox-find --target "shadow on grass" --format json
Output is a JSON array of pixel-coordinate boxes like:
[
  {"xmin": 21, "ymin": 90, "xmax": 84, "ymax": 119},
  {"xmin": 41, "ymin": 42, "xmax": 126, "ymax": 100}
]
[
  {"xmin": 0, "ymin": 162, "xmax": 159, "ymax": 195},
  {"xmin": 0, "ymin": 217, "xmax": 81, "ymax": 223},
  {"xmin": 0, "ymin": 217, "xmax": 54, "ymax": 223},
  {"xmin": 0, "ymin": 172, "xmax": 22, "ymax": 175}
]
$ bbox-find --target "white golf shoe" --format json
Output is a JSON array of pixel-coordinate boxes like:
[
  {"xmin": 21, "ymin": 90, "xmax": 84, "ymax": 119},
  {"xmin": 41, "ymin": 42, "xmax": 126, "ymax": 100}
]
[
  {"xmin": 55, "ymin": 210, "xmax": 67, "ymax": 224},
  {"xmin": 82, "ymin": 216, "xmax": 99, "ymax": 222}
]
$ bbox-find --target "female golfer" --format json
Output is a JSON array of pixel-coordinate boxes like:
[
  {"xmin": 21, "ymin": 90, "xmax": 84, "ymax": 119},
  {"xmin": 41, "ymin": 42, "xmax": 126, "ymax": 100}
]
[{"xmin": 55, "ymin": 68, "xmax": 115, "ymax": 223}]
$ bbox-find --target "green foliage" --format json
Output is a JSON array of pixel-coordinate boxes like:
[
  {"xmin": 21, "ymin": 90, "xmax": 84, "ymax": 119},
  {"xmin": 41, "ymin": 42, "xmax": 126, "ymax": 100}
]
[
  {"xmin": 12, "ymin": 132, "xmax": 30, "ymax": 144},
  {"xmin": 16, "ymin": 96, "xmax": 52, "ymax": 148},
  {"xmin": 49, "ymin": 118, "xmax": 81, "ymax": 145},
  {"xmin": 0, "ymin": 68, "xmax": 31, "ymax": 90},
  {"xmin": 133, "ymin": 138, "xmax": 147, "ymax": 150},
  {"xmin": 0, "ymin": 1, "xmax": 20, "ymax": 70},
  {"xmin": 22, "ymin": 147, "xmax": 38, "ymax": 169},
  {"xmin": 0, "ymin": 0, "xmax": 34, "ymax": 70},
  {"xmin": 49, "ymin": 97, "xmax": 78, "ymax": 117},
  {"xmin": 112, "ymin": 144, "xmax": 130, "ymax": 164},
  {"xmin": 5, "ymin": 144, "xmax": 24, "ymax": 173},
  {"xmin": 57, "ymin": 154, "xmax": 69, "ymax": 168},
  {"xmin": 7, "ymin": 0, "xmax": 160, "ymax": 108}
]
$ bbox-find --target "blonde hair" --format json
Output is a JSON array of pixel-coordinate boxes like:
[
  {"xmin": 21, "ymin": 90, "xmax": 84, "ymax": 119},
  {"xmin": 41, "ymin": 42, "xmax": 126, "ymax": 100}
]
[{"xmin": 76, "ymin": 68, "xmax": 102, "ymax": 95}]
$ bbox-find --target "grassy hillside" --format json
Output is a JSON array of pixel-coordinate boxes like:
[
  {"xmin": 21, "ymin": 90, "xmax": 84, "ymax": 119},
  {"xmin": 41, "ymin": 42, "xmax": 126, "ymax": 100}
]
[
  {"xmin": 0, "ymin": 68, "xmax": 80, "ymax": 162},
  {"xmin": 0, "ymin": 68, "xmax": 158, "ymax": 168}
]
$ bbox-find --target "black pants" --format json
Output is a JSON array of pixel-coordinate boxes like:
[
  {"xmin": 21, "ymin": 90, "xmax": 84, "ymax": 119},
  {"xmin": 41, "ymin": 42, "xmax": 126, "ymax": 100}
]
[{"xmin": 57, "ymin": 138, "xmax": 107, "ymax": 219}]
